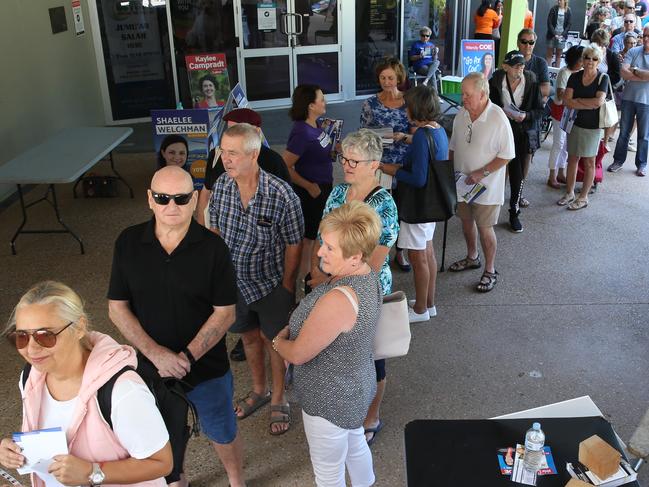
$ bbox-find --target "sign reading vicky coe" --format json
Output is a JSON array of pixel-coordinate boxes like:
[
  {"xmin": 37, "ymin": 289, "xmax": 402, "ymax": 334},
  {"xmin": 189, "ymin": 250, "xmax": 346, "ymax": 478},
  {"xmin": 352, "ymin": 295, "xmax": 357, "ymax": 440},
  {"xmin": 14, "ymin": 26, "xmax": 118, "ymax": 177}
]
[
  {"xmin": 152, "ymin": 109, "xmax": 210, "ymax": 190},
  {"xmin": 461, "ymin": 39, "xmax": 496, "ymax": 78}
]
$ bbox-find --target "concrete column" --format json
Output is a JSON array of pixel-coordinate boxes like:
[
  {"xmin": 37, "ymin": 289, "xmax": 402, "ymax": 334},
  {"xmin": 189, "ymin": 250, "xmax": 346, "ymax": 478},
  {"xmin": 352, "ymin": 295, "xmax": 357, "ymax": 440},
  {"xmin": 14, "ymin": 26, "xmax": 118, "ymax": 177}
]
[{"xmin": 499, "ymin": 0, "xmax": 528, "ymax": 65}]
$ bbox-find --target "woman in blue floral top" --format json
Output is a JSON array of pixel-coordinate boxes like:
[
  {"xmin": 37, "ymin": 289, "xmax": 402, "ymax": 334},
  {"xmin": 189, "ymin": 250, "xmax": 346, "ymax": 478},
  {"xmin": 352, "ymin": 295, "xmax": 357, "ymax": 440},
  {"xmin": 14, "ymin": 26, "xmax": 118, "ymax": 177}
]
[
  {"xmin": 308, "ymin": 129, "xmax": 398, "ymax": 448},
  {"xmin": 360, "ymin": 57, "xmax": 412, "ymax": 272}
]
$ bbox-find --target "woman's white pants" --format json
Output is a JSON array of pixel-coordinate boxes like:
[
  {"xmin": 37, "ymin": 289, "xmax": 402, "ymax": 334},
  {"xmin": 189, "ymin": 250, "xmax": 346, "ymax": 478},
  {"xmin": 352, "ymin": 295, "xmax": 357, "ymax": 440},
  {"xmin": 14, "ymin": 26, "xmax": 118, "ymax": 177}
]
[{"xmin": 302, "ymin": 410, "xmax": 375, "ymax": 487}]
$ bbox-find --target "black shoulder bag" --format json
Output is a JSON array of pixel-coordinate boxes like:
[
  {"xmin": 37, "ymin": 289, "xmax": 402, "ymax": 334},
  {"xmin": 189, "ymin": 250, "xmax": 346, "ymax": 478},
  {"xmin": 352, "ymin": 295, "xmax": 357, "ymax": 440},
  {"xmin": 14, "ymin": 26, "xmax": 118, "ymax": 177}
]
[{"xmin": 397, "ymin": 126, "xmax": 456, "ymax": 224}]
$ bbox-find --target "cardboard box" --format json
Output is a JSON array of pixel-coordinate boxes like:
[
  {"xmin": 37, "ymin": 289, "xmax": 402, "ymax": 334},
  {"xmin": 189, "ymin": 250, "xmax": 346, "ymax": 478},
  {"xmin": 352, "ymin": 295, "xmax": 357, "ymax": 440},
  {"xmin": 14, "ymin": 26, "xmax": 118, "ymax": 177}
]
[{"xmin": 578, "ymin": 435, "xmax": 622, "ymax": 479}]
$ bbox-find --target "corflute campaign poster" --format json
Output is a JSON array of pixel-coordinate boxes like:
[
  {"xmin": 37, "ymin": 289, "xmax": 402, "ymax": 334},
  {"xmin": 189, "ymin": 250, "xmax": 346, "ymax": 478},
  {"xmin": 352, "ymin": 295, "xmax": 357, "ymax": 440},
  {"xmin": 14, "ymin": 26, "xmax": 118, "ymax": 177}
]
[
  {"xmin": 185, "ymin": 53, "xmax": 230, "ymax": 109},
  {"xmin": 461, "ymin": 39, "xmax": 495, "ymax": 78},
  {"xmin": 152, "ymin": 109, "xmax": 210, "ymax": 190}
]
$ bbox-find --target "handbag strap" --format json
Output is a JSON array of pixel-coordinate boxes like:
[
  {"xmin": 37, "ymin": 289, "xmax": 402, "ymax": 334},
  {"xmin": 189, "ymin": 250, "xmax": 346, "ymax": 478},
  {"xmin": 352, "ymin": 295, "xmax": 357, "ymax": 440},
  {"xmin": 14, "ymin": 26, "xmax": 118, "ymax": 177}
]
[
  {"xmin": 422, "ymin": 127, "xmax": 453, "ymax": 219},
  {"xmin": 363, "ymin": 185, "xmax": 383, "ymax": 203},
  {"xmin": 332, "ymin": 286, "xmax": 358, "ymax": 313},
  {"xmin": 598, "ymin": 72, "xmax": 613, "ymax": 101}
]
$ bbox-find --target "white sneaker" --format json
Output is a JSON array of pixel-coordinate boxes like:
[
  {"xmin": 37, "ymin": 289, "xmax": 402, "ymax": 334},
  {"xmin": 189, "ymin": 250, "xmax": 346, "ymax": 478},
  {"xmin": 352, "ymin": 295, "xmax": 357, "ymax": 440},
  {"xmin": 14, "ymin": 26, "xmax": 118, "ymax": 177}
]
[
  {"xmin": 408, "ymin": 300, "xmax": 437, "ymax": 317},
  {"xmin": 408, "ymin": 307, "xmax": 430, "ymax": 323},
  {"xmin": 629, "ymin": 141, "xmax": 637, "ymax": 152}
]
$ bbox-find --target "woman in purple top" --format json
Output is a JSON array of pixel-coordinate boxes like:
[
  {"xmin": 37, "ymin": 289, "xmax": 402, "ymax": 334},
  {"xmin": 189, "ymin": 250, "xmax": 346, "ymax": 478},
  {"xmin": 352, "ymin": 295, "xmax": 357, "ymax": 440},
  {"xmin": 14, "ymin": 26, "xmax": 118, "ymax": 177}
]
[{"xmin": 283, "ymin": 84, "xmax": 334, "ymax": 273}]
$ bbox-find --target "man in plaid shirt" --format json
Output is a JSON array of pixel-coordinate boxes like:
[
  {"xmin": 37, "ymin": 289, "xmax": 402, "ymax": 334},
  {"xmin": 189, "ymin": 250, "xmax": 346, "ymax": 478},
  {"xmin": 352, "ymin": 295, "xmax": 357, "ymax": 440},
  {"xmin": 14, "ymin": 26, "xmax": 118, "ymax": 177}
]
[{"xmin": 209, "ymin": 123, "xmax": 303, "ymax": 435}]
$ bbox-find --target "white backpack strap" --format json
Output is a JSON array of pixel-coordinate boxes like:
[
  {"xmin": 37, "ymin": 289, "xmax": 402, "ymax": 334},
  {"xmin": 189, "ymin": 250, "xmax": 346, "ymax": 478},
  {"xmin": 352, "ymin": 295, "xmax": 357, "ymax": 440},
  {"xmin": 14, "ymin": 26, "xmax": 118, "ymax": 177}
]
[{"xmin": 332, "ymin": 286, "xmax": 359, "ymax": 314}]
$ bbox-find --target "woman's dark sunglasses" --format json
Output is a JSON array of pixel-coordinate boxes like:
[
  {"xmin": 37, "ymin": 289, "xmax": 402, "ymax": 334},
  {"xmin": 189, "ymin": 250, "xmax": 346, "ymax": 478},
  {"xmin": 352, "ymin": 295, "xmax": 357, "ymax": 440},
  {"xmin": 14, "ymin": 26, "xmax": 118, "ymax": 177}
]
[
  {"xmin": 584, "ymin": 56, "xmax": 599, "ymax": 61},
  {"xmin": 150, "ymin": 191, "xmax": 194, "ymax": 206},
  {"xmin": 7, "ymin": 321, "xmax": 74, "ymax": 349}
]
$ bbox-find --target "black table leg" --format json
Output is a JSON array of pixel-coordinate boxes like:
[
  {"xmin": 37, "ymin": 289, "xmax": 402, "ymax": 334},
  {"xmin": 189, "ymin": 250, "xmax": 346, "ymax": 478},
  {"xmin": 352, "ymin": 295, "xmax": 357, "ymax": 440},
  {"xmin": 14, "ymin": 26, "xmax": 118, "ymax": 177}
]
[
  {"xmin": 10, "ymin": 184, "xmax": 28, "ymax": 255},
  {"xmin": 109, "ymin": 152, "xmax": 134, "ymax": 198},
  {"xmin": 10, "ymin": 184, "xmax": 85, "ymax": 255}
]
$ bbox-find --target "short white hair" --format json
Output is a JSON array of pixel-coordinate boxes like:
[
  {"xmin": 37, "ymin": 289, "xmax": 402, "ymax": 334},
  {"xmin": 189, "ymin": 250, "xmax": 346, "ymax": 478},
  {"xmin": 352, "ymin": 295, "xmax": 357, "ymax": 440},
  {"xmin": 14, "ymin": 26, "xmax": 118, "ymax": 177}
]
[{"xmin": 463, "ymin": 72, "xmax": 490, "ymax": 97}]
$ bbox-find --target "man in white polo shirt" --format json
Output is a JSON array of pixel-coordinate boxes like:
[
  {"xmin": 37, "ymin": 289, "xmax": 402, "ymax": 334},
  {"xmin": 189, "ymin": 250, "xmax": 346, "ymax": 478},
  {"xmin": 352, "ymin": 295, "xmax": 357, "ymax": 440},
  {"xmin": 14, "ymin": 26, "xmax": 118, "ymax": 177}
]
[{"xmin": 448, "ymin": 72, "xmax": 515, "ymax": 292}]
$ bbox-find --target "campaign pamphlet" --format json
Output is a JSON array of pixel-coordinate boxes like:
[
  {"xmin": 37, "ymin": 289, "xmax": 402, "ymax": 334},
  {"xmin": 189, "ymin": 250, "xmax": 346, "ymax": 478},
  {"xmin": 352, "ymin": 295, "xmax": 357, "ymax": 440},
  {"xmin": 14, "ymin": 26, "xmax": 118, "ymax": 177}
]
[
  {"xmin": 320, "ymin": 118, "xmax": 344, "ymax": 161},
  {"xmin": 566, "ymin": 460, "xmax": 637, "ymax": 486},
  {"xmin": 460, "ymin": 39, "xmax": 496, "ymax": 78},
  {"xmin": 13, "ymin": 427, "xmax": 68, "ymax": 487},
  {"xmin": 560, "ymin": 107, "xmax": 578, "ymax": 134},
  {"xmin": 185, "ymin": 53, "xmax": 230, "ymax": 109},
  {"xmin": 455, "ymin": 172, "xmax": 486, "ymax": 204},
  {"xmin": 497, "ymin": 445, "xmax": 558, "ymax": 477},
  {"xmin": 509, "ymin": 444, "xmax": 558, "ymax": 485},
  {"xmin": 366, "ymin": 127, "xmax": 394, "ymax": 145},
  {"xmin": 504, "ymin": 103, "xmax": 526, "ymax": 121},
  {"xmin": 151, "ymin": 109, "xmax": 211, "ymax": 190}
]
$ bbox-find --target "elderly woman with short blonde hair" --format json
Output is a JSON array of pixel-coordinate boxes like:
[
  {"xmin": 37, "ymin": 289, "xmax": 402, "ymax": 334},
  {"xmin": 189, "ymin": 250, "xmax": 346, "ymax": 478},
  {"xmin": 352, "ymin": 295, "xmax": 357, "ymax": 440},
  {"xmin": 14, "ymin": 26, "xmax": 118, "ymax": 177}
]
[{"xmin": 558, "ymin": 45, "xmax": 609, "ymax": 210}]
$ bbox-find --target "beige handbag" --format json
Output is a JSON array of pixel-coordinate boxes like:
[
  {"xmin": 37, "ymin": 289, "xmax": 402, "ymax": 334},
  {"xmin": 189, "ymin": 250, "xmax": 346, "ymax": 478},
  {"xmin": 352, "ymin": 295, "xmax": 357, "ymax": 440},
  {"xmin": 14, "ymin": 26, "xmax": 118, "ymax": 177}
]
[
  {"xmin": 373, "ymin": 291, "xmax": 411, "ymax": 360},
  {"xmin": 599, "ymin": 74, "xmax": 618, "ymax": 129}
]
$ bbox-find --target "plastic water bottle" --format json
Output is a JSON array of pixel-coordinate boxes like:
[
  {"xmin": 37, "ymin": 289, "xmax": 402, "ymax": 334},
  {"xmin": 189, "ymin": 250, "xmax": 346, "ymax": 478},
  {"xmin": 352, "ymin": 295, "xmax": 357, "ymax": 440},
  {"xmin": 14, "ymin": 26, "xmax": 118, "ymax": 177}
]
[{"xmin": 523, "ymin": 422, "xmax": 545, "ymax": 472}]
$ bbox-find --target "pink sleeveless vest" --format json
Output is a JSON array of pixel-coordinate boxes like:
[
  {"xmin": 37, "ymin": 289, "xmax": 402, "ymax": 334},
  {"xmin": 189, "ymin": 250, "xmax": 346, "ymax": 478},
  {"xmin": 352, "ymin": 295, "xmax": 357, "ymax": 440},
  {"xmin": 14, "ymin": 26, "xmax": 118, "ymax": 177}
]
[{"xmin": 21, "ymin": 331, "xmax": 167, "ymax": 487}]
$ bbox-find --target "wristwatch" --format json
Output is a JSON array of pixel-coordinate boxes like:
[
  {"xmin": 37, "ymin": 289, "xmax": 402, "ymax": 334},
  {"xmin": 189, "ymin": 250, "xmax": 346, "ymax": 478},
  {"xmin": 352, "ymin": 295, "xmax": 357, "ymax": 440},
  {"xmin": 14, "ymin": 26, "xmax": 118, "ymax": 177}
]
[
  {"xmin": 633, "ymin": 67, "xmax": 639, "ymax": 76},
  {"xmin": 89, "ymin": 462, "xmax": 105, "ymax": 486},
  {"xmin": 482, "ymin": 169, "xmax": 491, "ymax": 178}
]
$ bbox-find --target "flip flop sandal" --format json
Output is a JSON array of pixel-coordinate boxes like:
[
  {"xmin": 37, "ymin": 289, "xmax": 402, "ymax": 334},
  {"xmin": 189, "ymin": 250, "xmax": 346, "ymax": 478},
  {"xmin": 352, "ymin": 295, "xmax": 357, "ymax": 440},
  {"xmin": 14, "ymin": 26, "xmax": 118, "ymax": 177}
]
[
  {"xmin": 476, "ymin": 270, "xmax": 499, "ymax": 293},
  {"xmin": 365, "ymin": 420, "xmax": 384, "ymax": 446},
  {"xmin": 269, "ymin": 404, "xmax": 291, "ymax": 436},
  {"xmin": 235, "ymin": 390, "xmax": 271, "ymax": 420},
  {"xmin": 568, "ymin": 199, "xmax": 588, "ymax": 211},
  {"xmin": 557, "ymin": 193, "xmax": 575, "ymax": 206},
  {"xmin": 449, "ymin": 255, "xmax": 481, "ymax": 272}
]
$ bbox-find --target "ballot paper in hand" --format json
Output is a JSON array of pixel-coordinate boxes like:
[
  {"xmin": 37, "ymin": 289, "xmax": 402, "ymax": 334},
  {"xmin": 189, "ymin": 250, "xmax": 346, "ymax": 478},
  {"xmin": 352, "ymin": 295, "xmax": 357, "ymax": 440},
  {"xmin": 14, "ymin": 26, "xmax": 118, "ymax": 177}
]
[
  {"xmin": 503, "ymin": 103, "xmax": 526, "ymax": 120},
  {"xmin": 13, "ymin": 428, "xmax": 68, "ymax": 487}
]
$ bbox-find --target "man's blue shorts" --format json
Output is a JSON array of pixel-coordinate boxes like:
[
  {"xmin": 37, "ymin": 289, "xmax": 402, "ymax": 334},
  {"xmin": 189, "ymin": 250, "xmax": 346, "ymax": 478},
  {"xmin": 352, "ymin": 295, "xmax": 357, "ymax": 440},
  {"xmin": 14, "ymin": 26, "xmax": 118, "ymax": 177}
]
[{"xmin": 186, "ymin": 370, "xmax": 237, "ymax": 444}]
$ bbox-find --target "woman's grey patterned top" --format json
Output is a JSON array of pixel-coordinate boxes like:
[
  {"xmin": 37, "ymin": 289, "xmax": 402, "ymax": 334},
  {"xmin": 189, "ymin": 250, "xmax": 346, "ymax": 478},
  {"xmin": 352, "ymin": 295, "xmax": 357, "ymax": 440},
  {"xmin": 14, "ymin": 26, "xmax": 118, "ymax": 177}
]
[{"xmin": 289, "ymin": 270, "xmax": 381, "ymax": 429}]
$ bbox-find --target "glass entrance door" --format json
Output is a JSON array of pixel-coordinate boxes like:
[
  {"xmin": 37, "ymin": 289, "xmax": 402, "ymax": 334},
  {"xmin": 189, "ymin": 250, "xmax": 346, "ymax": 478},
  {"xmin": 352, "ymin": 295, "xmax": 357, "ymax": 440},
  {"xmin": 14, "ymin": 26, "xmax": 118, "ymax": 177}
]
[{"xmin": 235, "ymin": 0, "xmax": 342, "ymax": 108}]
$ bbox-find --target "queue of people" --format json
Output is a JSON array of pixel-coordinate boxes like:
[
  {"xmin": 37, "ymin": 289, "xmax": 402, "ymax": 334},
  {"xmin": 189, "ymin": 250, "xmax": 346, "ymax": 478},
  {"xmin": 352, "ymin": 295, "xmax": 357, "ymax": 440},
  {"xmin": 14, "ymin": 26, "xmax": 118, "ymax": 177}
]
[{"xmin": 2, "ymin": 19, "xmax": 648, "ymax": 486}]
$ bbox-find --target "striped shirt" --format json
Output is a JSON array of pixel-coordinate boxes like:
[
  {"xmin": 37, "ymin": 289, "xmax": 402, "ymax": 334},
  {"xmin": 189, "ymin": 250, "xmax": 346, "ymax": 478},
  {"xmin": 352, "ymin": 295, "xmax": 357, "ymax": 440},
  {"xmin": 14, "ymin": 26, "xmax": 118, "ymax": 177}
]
[{"xmin": 209, "ymin": 169, "xmax": 304, "ymax": 304}]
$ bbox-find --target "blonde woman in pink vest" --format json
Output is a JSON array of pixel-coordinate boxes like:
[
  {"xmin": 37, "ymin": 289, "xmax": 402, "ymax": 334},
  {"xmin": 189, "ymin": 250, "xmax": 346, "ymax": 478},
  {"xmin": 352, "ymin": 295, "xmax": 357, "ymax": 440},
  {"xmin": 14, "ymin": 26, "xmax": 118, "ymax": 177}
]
[{"xmin": 0, "ymin": 281, "xmax": 172, "ymax": 487}]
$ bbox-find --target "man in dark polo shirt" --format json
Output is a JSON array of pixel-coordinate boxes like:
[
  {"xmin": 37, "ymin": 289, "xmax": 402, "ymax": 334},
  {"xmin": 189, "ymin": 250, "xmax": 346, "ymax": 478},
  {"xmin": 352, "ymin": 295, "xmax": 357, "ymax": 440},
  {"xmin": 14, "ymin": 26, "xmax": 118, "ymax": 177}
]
[
  {"xmin": 108, "ymin": 166, "xmax": 245, "ymax": 487},
  {"xmin": 209, "ymin": 123, "xmax": 303, "ymax": 436}
]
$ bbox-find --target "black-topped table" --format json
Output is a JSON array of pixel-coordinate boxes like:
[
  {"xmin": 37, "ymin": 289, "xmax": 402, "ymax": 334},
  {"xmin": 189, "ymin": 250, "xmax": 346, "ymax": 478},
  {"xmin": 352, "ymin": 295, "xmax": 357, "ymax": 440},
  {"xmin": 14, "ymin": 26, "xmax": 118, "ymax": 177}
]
[{"xmin": 404, "ymin": 416, "xmax": 639, "ymax": 487}]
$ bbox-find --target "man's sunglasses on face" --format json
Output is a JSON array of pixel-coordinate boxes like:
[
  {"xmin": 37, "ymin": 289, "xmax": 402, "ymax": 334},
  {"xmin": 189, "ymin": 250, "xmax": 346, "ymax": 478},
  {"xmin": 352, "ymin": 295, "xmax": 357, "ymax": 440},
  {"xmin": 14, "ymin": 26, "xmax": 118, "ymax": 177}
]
[{"xmin": 150, "ymin": 191, "xmax": 195, "ymax": 205}]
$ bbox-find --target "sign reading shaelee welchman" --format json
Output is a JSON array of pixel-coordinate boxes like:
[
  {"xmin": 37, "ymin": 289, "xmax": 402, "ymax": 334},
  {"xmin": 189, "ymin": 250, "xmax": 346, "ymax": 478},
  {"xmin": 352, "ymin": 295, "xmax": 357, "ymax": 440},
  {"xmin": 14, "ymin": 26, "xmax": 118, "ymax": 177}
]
[{"xmin": 461, "ymin": 39, "xmax": 495, "ymax": 78}]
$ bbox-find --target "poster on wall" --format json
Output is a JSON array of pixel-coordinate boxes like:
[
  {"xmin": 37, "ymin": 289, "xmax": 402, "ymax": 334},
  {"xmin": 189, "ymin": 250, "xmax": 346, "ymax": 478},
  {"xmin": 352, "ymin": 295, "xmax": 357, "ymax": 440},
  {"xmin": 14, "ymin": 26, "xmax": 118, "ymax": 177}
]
[
  {"xmin": 460, "ymin": 39, "xmax": 495, "ymax": 78},
  {"xmin": 185, "ymin": 53, "xmax": 231, "ymax": 108},
  {"xmin": 151, "ymin": 109, "xmax": 211, "ymax": 190},
  {"xmin": 72, "ymin": 0, "xmax": 85, "ymax": 36},
  {"xmin": 100, "ymin": 1, "xmax": 165, "ymax": 83}
]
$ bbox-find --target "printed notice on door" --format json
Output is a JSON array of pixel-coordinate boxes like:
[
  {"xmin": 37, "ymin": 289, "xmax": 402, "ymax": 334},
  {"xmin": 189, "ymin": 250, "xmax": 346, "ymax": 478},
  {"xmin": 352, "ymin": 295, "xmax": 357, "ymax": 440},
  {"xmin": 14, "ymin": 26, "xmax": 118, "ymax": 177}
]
[
  {"xmin": 258, "ymin": 3, "xmax": 277, "ymax": 31},
  {"xmin": 72, "ymin": 0, "xmax": 85, "ymax": 36}
]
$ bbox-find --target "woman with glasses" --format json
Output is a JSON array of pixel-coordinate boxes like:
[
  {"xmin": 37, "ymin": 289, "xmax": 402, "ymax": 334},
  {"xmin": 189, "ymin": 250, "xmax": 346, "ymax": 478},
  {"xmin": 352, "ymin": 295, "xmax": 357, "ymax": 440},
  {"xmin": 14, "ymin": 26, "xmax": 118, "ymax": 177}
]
[
  {"xmin": 546, "ymin": 0, "xmax": 572, "ymax": 67},
  {"xmin": 0, "ymin": 281, "xmax": 172, "ymax": 486},
  {"xmin": 360, "ymin": 57, "xmax": 412, "ymax": 271},
  {"xmin": 474, "ymin": 0, "xmax": 501, "ymax": 41},
  {"xmin": 558, "ymin": 45, "xmax": 609, "ymax": 210},
  {"xmin": 407, "ymin": 27, "xmax": 440, "ymax": 88},
  {"xmin": 380, "ymin": 85, "xmax": 448, "ymax": 322},
  {"xmin": 309, "ymin": 129, "xmax": 398, "ymax": 447}
]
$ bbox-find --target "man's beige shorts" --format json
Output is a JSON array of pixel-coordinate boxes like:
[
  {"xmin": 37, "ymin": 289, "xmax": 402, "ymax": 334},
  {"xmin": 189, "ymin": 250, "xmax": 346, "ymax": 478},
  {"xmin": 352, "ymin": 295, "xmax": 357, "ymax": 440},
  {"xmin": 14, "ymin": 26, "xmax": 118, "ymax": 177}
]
[{"xmin": 456, "ymin": 202, "xmax": 501, "ymax": 227}]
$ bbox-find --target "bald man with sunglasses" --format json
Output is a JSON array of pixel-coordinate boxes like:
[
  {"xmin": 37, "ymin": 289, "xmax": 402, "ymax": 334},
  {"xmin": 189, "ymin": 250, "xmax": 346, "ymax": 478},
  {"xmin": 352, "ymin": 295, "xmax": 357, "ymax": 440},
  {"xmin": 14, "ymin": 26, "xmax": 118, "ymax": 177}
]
[{"xmin": 108, "ymin": 166, "xmax": 246, "ymax": 487}]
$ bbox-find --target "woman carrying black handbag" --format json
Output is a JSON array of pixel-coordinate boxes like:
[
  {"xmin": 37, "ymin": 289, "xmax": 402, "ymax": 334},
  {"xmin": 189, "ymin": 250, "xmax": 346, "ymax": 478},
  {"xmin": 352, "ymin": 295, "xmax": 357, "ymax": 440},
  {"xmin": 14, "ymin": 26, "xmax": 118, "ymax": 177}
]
[{"xmin": 380, "ymin": 85, "xmax": 451, "ymax": 323}]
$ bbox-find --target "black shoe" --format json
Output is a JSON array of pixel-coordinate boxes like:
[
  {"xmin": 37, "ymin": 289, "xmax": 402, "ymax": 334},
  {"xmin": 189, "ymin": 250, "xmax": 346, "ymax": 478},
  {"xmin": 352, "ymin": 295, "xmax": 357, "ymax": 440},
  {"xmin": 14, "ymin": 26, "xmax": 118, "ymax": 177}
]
[
  {"xmin": 229, "ymin": 338, "xmax": 246, "ymax": 361},
  {"xmin": 509, "ymin": 210, "xmax": 523, "ymax": 233},
  {"xmin": 394, "ymin": 250, "xmax": 411, "ymax": 272}
]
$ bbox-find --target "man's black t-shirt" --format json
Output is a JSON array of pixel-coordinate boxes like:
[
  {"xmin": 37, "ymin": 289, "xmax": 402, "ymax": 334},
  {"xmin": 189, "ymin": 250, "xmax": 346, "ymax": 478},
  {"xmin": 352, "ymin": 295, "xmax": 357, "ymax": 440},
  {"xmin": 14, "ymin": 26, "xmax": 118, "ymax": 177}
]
[
  {"xmin": 204, "ymin": 145, "xmax": 290, "ymax": 190},
  {"xmin": 567, "ymin": 71, "xmax": 609, "ymax": 129},
  {"xmin": 108, "ymin": 218, "xmax": 237, "ymax": 386}
]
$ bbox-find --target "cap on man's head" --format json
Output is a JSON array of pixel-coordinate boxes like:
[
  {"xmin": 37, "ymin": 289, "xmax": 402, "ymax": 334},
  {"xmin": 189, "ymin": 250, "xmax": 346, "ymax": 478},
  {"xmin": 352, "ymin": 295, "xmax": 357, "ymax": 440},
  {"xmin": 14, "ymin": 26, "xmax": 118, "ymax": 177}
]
[
  {"xmin": 625, "ymin": 0, "xmax": 635, "ymax": 7},
  {"xmin": 222, "ymin": 108, "xmax": 262, "ymax": 127},
  {"xmin": 504, "ymin": 50, "xmax": 526, "ymax": 66},
  {"xmin": 625, "ymin": 30, "xmax": 639, "ymax": 38}
]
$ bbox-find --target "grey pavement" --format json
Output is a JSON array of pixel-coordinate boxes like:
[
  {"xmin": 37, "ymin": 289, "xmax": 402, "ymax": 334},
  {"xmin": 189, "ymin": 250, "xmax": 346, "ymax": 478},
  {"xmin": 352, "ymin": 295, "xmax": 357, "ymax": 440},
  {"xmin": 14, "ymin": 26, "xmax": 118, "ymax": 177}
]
[{"xmin": 0, "ymin": 101, "xmax": 647, "ymax": 486}]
